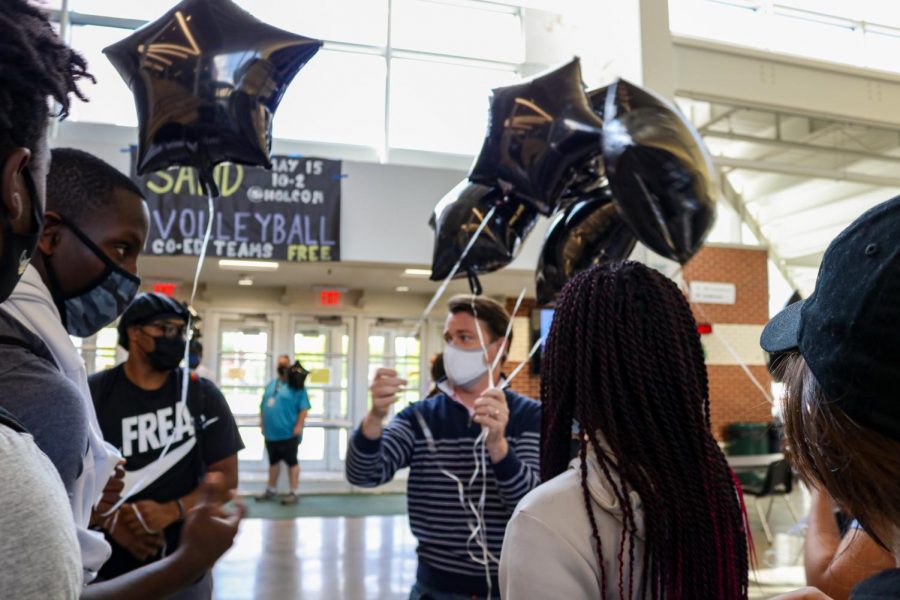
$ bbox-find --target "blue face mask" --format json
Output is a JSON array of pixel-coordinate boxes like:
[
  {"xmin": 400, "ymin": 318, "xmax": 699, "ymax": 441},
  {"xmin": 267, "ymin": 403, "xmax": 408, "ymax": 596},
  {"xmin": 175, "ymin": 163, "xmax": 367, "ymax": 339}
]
[{"xmin": 45, "ymin": 216, "xmax": 141, "ymax": 338}]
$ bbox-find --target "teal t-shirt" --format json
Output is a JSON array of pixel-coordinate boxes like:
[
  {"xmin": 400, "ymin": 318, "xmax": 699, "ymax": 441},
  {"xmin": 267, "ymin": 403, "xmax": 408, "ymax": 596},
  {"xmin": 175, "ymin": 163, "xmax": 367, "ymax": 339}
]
[{"xmin": 260, "ymin": 380, "xmax": 311, "ymax": 442}]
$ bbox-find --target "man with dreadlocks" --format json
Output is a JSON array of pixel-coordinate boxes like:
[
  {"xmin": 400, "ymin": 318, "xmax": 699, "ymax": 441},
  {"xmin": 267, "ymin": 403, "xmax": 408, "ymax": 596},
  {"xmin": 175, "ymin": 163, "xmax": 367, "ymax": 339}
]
[
  {"xmin": 346, "ymin": 295, "xmax": 541, "ymax": 599},
  {"xmin": 500, "ymin": 261, "xmax": 749, "ymax": 599},
  {"xmin": 0, "ymin": 1, "xmax": 242, "ymax": 598}
]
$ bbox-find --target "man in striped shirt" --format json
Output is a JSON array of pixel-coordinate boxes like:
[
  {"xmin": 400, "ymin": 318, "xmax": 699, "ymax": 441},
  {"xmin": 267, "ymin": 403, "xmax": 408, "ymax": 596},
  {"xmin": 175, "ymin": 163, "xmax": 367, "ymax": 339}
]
[{"xmin": 346, "ymin": 295, "xmax": 541, "ymax": 599}]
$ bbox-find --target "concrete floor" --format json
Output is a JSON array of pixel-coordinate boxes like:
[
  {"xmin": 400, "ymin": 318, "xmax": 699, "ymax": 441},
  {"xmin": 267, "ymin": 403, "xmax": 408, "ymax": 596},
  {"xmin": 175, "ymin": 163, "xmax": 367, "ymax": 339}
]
[{"xmin": 212, "ymin": 489, "xmax": 809, "ymax": 599}]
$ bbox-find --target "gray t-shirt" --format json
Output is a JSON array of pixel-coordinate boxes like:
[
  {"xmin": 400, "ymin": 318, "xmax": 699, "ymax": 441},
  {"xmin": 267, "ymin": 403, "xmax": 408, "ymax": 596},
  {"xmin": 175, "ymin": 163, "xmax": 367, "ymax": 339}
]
[
  {"xmin": 0, "ymin": 309, "xmax": 88, "ymax": 493},
  {"xmin": 0, "ymin": 415, "xmax": 82, "ymax": 598}
]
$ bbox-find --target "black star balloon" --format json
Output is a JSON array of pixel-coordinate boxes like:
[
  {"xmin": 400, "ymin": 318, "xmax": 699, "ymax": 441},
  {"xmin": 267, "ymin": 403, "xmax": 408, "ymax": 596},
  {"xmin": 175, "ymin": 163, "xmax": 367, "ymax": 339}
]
[
  {"xmin": 430, "ymin": 180, "xmax": 540, "ymax": 284},
  {"xmin": 469, "ymin": 58, "xmax": 604, "ymax": 216},
  {"xmin": 105, "ymin": 0, "xmax": 321, "ymax": 196},
  {"xmin": 601, "ymin": 78, "xmax": 716, "ymax": 264},
  {"xmin": 535, "ymin": 186, "xmax": 637, "ymax": 305}
]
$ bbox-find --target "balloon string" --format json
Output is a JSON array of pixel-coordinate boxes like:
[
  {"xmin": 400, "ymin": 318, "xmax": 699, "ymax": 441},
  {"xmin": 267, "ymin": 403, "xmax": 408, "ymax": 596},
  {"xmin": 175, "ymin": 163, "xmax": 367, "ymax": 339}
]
[
  {"xmin": 103, "ymin": 186, "xmax": 216, "ymax": 516},
  {"xmin": 692, "ymin": 299, "xmax": 774, "ymax": 406},
  {"xmin": 413, "ymin": 205, "xmax": 497, "ymax": 336},
  {"xmin": 668, "ymin": 264, "xmax": 774, "ymax": 406},
  {"xmin": 498, "ymin": 338, "xmax": 542, "ymax": 391},
  {"xmin": 490, "ymin": 286, "xmax": 525, "ymax": 376}
]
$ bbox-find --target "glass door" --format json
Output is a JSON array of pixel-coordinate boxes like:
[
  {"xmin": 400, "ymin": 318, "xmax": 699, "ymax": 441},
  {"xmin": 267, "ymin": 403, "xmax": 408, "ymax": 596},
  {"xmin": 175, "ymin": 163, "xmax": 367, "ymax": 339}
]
[
  {"xmin": 217, "ymin": 319, "xmax": 273, "ymax": 469},
  {"xmin": 367, "ymin": 321, "xmax": 423, "ymax": 419},
  {"xmin": 293, "ymin": 317, "xmax": 352, "ymax": 471},
  {"xmin": 72, "ymin": 326, "xmax": 121, "ymax": 375}
]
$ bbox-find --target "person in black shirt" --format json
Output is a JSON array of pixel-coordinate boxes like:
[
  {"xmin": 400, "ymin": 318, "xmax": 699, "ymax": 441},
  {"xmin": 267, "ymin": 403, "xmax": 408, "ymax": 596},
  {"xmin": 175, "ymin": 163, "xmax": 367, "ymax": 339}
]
[{"xmin": 90, "ymin": 293, "xmax": 243, "ymax": 599}]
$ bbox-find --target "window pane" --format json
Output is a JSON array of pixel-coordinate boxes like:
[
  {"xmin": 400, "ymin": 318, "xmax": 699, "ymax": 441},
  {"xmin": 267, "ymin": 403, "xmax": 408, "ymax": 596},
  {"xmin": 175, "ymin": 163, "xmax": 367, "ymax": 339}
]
[
  {"xmin": 295, "ymin": 332, "xmax": 327, "ymax": 354},
  {"xmin": 369, "ymin": 335, "xmax": 386, "ymax": 357},
  {"xmin": 68, "ymin": 25, "xmax": 138, "ymax": 126},
  {"xmin": 273, "ymin": 50, "xmax": 385, "ymax": 147},
  {"xmin": 391, "ymin": 0, "xmax": 523, "ymax": 63},
  {"xmin": 338, "ymin": 428, "xmax": 348, "ymax": 461},
  {"xmin": 306, "ymin": 388, "xmax": 326, "ymax": 416},
  {"xmin": 220, "ymin": 387, "xmax": 262, "ymax": 416},
  {"xmin": 864, "ymin": 29, "xmax": 900, "ymax": 71},
  {"xmin": 235, "ymin": 0, "xmax": 388, "ymax": 47},
  {"xmin": 238, "ymin": 426, "xmax": 265, "ymax": 461},
  {"xmin": 367, "ymin": 326, "xmax": 421, "ymax": 417},
  {"xmin": 299, "ymin": 427, "xmax": 325, "ymax": 461},
  {"xmin": 70, "ymin": 0, "xmax": 178, "ymax": 20},
  {"xmin": 389, "ymin": 59, "xmax": 518, "ymax": 155},
  {"xmin": 96, "ymin": 327, "xmax": 118, "ymax": 348},
  {"xmin": 768, "ymin": 10, "xmax": 863, "ymax": 66},
  {"xmin": 668, "ymin": 0, "xmax": 766, "ymax": 49}
]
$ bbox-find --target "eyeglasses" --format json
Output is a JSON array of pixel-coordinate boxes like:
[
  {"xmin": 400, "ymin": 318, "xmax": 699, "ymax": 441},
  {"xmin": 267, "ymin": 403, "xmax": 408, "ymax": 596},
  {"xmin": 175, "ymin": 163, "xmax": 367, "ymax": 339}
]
[{"xmin": 144, "ymin": 322, "xmax": 187, "ymax": 339}]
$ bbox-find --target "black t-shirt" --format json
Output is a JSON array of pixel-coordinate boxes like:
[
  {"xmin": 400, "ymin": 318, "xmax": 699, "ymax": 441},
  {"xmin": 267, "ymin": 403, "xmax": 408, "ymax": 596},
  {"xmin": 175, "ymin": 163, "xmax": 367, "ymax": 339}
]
[
  {"xmin": 89, "ymin": 365, "xmax": 244, "ymax": 578},
  {"xmin": 852, "ymin": 569, "xmax": 900, "ymax": 599}
]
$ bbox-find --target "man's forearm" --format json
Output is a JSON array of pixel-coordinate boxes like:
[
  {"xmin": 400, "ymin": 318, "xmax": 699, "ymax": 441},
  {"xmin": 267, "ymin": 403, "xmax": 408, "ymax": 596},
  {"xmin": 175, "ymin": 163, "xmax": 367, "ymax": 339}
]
[
  {"xmin": 81, "ymin": 548, "xmax": 202, "ymax": 600},
  {"xmin": 487, "ymin": 438, "xmax": 509, "ymax": 464},
  {"xmin": 294, "ymin": 410, "xmax": 308, "ymax": 433},
  {"xmin": 183, "ymin": 457, "xmax": 239, "ymax": 511},
  {"xmin": 360, "ymin": 411, "xmax": 385, "ymax": 441}
]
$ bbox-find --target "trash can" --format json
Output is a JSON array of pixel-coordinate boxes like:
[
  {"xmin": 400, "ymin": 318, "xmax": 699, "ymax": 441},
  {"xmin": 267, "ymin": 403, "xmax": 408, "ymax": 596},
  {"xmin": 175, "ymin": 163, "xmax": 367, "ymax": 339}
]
[
  {"xmin": 767, "ymin": 422, "xmax": 784, "ymax": 454},
  {"xmin": 725, "ymin": 422, "xmax": 769, "ymax": 456}
]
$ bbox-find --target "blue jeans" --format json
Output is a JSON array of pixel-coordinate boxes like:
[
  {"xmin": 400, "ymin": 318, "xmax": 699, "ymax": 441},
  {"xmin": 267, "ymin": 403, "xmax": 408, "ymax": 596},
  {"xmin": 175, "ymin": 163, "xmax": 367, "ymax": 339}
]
[{"xmin": 409, "ymin": 581, "xmax": 484, "ymax": 600}]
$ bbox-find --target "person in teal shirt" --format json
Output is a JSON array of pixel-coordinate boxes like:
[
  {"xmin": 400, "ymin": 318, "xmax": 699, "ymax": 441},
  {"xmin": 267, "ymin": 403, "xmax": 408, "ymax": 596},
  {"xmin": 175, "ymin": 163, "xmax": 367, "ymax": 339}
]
[{"xmin": 258, "ymin": 355, "xmax": 310, "ymax": 505}]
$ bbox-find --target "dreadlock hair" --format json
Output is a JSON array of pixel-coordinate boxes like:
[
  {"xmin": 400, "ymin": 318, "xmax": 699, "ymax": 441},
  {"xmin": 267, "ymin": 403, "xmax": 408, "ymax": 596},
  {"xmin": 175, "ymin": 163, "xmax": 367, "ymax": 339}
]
[
  {"xmin": 0, "ymin": 0, "xmax": 94, "ymax": 153},
  {"xmin": 47, "ymin": 148, "xmax": 144, "ymax": 226},
  {"xmin": 541, "ymin": 261, "xmax": 749, "ymax": 599}
]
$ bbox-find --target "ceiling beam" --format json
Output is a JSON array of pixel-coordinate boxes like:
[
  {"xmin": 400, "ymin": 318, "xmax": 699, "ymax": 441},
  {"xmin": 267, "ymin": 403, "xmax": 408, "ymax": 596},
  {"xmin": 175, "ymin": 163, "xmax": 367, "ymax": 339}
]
[
  {"xmin": 784, "ymin": 251, "xmax": 826, "ymax": 268},
  {"xmin": 704, "ymin": 131, "xmax": 900, "ymax": 167},
  {"xmin": 713, "ymin": 157, "xmax": 900, "ymax": 188}
]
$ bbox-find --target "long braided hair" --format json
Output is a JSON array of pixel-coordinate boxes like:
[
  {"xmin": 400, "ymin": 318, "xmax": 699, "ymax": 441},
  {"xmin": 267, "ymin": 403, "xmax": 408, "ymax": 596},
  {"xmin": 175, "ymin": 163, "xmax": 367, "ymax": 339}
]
[{"xmin": 541, "ymin": 261, "xmax": 748, "ymax": 599}]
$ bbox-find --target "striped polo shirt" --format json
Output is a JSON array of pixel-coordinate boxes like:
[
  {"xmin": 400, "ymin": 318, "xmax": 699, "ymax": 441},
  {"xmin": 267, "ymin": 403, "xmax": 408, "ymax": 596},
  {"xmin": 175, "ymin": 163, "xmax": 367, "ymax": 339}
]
[{"xmin": 346, "ymin": 390, "xmax": 541, "ymax": 596}]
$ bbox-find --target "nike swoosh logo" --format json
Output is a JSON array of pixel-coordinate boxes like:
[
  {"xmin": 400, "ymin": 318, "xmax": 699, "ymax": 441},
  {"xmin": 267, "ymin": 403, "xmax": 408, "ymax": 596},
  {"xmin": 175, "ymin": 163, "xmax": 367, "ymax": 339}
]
[{"xmin": 121, "ymin": 437, "xmax": 196, "ymax": 501}]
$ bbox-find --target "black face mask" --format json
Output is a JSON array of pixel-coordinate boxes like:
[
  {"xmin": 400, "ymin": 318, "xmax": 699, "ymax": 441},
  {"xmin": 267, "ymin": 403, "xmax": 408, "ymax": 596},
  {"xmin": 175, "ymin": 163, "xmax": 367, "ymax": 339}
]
[
  {"xmin": 147, "ymin": 335, "xmax": 185, "ymax": 372},
  {"xmin": 0, "ymin": 168, "xmax": 42, "ymax": 303},
  {"xmin": 43, "ymin": 216, "xmax": 141, "ymax": 338},
  {"xmin": 277, "ymin": 366, "xmax": 288, "ymax": 377}
]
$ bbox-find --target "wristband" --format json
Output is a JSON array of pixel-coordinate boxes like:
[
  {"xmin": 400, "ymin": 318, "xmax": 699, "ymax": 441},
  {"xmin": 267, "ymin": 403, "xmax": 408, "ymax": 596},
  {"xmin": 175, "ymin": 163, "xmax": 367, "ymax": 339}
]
[{"xmin": 175, "ymin": 498, "xmax": 186, "ymax": 522}]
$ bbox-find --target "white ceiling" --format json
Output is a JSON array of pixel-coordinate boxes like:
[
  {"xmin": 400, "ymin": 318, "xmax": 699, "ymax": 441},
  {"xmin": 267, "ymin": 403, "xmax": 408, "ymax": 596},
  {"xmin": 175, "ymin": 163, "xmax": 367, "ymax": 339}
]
[{"xmin": 678, "ymin": 96, "xmax": 900, "ymax": 295}]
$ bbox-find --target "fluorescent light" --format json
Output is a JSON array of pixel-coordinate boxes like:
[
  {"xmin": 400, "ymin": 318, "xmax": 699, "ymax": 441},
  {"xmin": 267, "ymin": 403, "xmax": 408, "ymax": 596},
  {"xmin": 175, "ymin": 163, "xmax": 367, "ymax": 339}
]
[
  {"xmin": 219, "ymin": 259, "xmax": 279, "ymax": 271},
  {"xmin": 396, "ymin": 286, "xmax": 410, "ymax": 293},
  {"xmin": 238, "ymin": 276, "xmax": 254, "ymax": 286},
  {"xmin": 404, "ymin": 268, "xmax": 432, "ymax": 276}
]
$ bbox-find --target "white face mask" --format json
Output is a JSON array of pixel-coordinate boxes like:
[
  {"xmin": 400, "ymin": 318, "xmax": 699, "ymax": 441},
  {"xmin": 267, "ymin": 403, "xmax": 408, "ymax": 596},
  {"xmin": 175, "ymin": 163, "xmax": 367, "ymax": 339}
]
[{"xmin": 443, "ymin": 343, "xmax": 489, "ymax": 389}]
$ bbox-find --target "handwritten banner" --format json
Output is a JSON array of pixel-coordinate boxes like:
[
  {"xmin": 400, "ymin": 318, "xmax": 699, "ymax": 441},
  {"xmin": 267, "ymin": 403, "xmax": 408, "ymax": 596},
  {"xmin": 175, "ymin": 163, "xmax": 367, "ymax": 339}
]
[{"xmin": 131, "ymin": 153, "xmax": 342, "ymax": 262}]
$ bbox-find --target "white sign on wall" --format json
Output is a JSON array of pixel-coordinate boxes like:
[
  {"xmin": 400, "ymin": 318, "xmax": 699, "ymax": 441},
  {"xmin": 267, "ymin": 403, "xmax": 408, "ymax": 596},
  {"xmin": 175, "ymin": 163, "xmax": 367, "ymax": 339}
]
[{"xmin": 689, "ymin": 281, "xmax": 737, "ymax": 305}]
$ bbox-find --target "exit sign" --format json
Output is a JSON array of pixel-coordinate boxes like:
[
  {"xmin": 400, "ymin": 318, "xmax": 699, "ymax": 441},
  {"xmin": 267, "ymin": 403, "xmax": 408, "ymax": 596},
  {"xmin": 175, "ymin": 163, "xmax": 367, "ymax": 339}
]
[
  {"xmin": 153, "ymin": 282, "xmax": 177, "ymax": 297},
  {"xmin": 319, "ymin": 289, "xmax": 342, "ymax": 306}
]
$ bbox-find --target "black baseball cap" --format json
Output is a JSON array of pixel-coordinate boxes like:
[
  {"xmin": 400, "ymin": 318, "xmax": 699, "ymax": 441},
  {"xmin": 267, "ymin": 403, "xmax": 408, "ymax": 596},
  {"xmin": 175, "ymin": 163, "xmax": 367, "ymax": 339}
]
[
  {"xmin": 760, "ymin": 196, "xmax": 900, "ymax": 439},
  {"xmin": 118, "ymin": 293, "xmax": 190, "ymax": 350}
]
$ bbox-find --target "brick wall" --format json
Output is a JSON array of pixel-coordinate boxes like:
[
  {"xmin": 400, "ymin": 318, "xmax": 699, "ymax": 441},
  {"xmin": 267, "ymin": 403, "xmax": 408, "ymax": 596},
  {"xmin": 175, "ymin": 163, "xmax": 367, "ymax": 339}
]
[
  {"xmin": 683, "ymin": 246, "xmax": 769, "ymax": 325},
  {"xmin": 686, "ymin": 246, "xmax": 772, "ymax": 438},
  {"xmin": 503, "ymin": 245, "xmax": 772, "ymax": 439},
  {"xmin": 503, "ymin": 297, "xmax": 542, "ymax": 400}
]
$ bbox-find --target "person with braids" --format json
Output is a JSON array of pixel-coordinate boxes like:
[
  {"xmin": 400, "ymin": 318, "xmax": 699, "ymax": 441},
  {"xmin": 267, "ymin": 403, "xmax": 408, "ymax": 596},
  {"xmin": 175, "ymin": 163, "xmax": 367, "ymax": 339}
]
[
  {"xmin": 0, "ymin": 1, "xmax": 243, "ymax": 598},
  {"xmin": 499, "ymin": 261, "xmax": 749, "ymax": 599},
  {"xmin": 760, "ymin": 196, "xmax": 900, "ymax": 600}
]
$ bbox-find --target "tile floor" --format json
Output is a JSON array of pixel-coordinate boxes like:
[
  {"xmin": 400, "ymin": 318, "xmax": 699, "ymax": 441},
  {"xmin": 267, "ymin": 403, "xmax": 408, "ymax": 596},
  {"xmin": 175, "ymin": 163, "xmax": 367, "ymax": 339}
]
[{"xmin": 213, "ymin": 489, "xmax": 810, "ymax": 599}]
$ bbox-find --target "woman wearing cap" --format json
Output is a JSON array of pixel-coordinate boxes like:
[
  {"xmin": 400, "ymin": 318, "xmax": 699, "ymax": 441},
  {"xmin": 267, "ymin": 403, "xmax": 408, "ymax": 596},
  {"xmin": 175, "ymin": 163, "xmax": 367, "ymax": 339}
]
[{"xmin": 763, "ymin": 196, "xmax": 900, "ymax": 599}]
